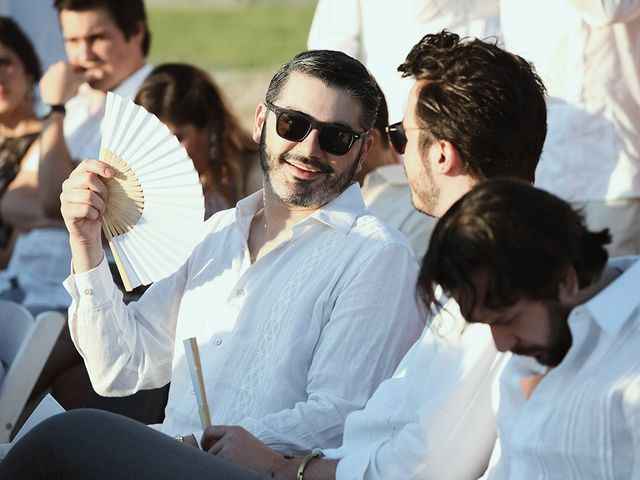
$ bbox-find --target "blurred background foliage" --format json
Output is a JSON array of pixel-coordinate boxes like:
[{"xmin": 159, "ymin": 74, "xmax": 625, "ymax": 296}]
[
  {"xmin": 147, "ymin": 1, "xmax": 315, "ymax": 70},
  {"xmin": 145, "ymin": 0, "xmax": 316, "ymax": 128}
]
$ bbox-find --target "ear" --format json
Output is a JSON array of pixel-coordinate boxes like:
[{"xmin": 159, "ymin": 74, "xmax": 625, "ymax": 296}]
[
  {"xmin": 252, "ymin": 103, "xmax": 267, "ymax": 144},
  {"xmin": 131, "ymin": 20, "xmax": 146, "ymax": 46},
  {"xmin": 355, "ymin": 130, "xmax": 375, "ymax": 173},
  {"xmin": 558, "ymin": 265, "xmax": 579, "ymax": 304},
  {"xmin": 433, "ymin": 139, "xmax": 463, "ymax": 175}
]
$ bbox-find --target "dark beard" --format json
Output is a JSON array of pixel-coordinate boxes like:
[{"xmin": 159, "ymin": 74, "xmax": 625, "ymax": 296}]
[
  {"xmin": 512, "ymin": 301, "xmax": 573, "ymax": 367},
  {"xmin": 259, "ymin": 121, "xmax": 361, "ymax": 208}
]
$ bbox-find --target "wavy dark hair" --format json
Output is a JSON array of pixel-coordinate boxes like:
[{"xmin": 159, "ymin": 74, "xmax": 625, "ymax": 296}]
[
  {"xmin": 55, "ymin": 0, "xmax": 150, "ymax": 55},
  {"xmin": 419, "ymin": 179, "xmax": 610, "ymax": 319},
  {"xmin": 0, "ymin": 16, "xmax": 42, "ymax": 81},
  {"xmin": 399, "ymin": 31, "xmax": 547, "ymax": 184},
  {"xmin": 134, "ymin": 63, "xmax": 258, "ymax": 206}
]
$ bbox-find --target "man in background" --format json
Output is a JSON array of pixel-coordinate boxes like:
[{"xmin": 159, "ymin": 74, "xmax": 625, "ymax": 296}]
[{"xmin": 0, "ymin": 0, "xmax": 152, "ymax": 410}]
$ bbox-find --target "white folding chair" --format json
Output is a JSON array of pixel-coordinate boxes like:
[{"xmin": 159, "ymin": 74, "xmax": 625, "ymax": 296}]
[{"xmin": 0, "ymin": 300, "xmax": 65, "ymax": 442}]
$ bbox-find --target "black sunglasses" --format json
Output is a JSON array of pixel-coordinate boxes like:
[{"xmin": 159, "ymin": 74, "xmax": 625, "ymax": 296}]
[
  {"xmin": 385, "ymin": 121, "xmax": 429, "ymax": 155},
  {"xmin": 385, "ymin": 121, "xmax": 408, "ymax": 155},
  {"xmin": 265, "ymin": 102, "xmax": 368, "ymax": 156}
]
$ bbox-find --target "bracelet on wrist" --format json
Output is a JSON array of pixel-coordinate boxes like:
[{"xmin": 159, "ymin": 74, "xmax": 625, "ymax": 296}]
[{"xmin": 296, "ymin": 452, "xmax": 321, "ymax": 480}]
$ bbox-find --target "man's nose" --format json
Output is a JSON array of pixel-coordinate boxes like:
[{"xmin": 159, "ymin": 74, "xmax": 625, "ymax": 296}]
[
  {"xmin": 490, "ymin": 324, "xmax": 518, "ymax": 352},
  {"xmin": 295, "ymin": 128, "xmax": 324, "ymax": 158},
  {"xmin": 75, "ymin": 39, "xmax": 98, "ymax": 64}
]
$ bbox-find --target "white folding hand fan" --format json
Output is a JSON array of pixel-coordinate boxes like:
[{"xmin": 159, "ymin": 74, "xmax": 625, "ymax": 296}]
[{"xmin": 99, "ymin": 92, "xmax": 204, "ymax": 291}]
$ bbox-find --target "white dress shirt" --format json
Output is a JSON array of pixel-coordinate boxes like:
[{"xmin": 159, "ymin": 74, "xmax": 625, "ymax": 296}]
[
  {"xmin": 361, "ymin": 164, "xmax": 436, "ymax": 262},
  {"xmin": 308, "ymin": 0, "xmax": 500, "ymax": 122},
  {"xmin": 0, "ymin": 64, "xmax": 152, "ymax": 310},
  {"xmin": 323, "ymin": 293, "xmax": 508, "ymax": 479},
  {"xmin": 485, "ymin": 256, "xmax": 640, "ymax": 479},
  {"xmin": 501, "ymin": 0, "xmax": 640, "ymax": 202},
  {"xmin": 64, "ymin": 184, "xmax": 424, "ymax": 451}
]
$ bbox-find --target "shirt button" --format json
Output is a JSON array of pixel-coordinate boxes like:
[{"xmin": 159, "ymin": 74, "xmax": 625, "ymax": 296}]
[
  {"xmin": 214, "ymin": 338, "xmax": 223, "ymax": 346},
  {"xmin": 84, "ymin": 288, "xmax": 93, "ymax": 295},
  {"xmin": 236, "ymin": 289, "xmax": 245, "ymax": 297}
]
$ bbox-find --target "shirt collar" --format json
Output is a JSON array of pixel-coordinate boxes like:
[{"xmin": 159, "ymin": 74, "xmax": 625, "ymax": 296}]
[
  {"xmin": 76, "ymin": 63, "xmax": 153, "ymax": 100},
  {"xmin": 582, "ymin": 256, "xmax": 640, "ymax": 337},
  {"xmin": 305, "ymin": 182, "xmax": 367, "ymax": 235},
  {"xmin": 234, "ymin": 182, "xmax": 367, "ymax": 237},
  {"xmin": 112, "ymin": 63, "xmax": 153, "ymax": 98}
]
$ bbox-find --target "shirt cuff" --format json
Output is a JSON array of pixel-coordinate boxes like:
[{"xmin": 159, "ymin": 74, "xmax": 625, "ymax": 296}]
[
  {"xmin": 70, "ymin": 255, "xmax": 116, "ymax": 308},
  {"xmin": 331, "ymin": 440, "xmax": 387, "ymax": 480}
]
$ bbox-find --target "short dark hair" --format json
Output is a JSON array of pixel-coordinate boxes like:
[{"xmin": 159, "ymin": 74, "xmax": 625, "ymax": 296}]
[
  {"xmin": 419, "ymin": 179, "xmax": 610, "ymax": 319},
  {"xmin": 0, "ymin": 16, "xmax": 42, "ymax": 81},
  {"xmin": 265, "ymin": 50, "xmax": 380, "ymax": 131},
  {"xmin": 372, "ymin": 80, "xmax": 390, "ymax": 148},
  {"xmin": 399, "ymin": 31, "xmax": 547, "ymax": 183},
  {"xmin": 54, "ymin": 0, "xmax": 150, "ymax": 56}
]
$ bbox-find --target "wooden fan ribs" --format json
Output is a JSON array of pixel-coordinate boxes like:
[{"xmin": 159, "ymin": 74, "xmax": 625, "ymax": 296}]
[
  {"xmin": 99, "ymin": 148, "xmax": 145, "ymax": 238},
  {"xmin": 98, "ymin": 92, "xmax": 204, "ymax": 291}
]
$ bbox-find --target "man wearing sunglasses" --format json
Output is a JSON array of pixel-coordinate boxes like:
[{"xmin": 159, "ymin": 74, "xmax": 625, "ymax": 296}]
[
  {"xmin": 191, "ymin": 31, "xmax": 547, "ymax": 480},
  {"xmin": 1, "ymin": 33, "xmax": 548, "ymax": 480},
  {"xmin": 0, "ymin": 49, "xmax": 426, "ymax": 479}
]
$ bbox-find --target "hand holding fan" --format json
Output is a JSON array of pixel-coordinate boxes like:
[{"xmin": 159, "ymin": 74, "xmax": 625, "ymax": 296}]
[{"xmin": 99, "ymin": 92, "xmax": 204, "ymax": 291}]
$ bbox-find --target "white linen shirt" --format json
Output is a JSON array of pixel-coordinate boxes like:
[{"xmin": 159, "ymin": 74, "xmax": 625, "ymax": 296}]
[
  {"xmin": 308, "ymin": 0, "xmax": 499, "ymax": 122},
  {"xmin": 0, "ymin": 64, "xmax": 152, "ymax": 310},
  {"xmin": 361, "ymin": 164, "xmax": 436, "ymax": 263},
  {"xmin": 501, "ymin": 0, "xmax": 640, "ymax": 201},
  {"xmin": 485, "ymin": 256, "xmax": 640, "ymax": 479},
  {"xmin": 323, "ymin": 293, "xmax": 509, "ymax": 479},
  {"xmin": 64, "ymin": 184, "xmax": 424, "ymax": 451}
]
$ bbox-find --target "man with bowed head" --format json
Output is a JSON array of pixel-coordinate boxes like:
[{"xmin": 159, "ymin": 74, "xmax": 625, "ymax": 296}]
[{"xmin": 420, "ymin": 179, "xmax": 640, "ymax": 479}]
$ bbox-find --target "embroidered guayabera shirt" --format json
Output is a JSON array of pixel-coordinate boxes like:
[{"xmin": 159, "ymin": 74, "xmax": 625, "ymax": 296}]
[
  {"xmin": 485, "ymin": 257, "xmax": 640, "ymax": 479},
  {"xmin": 65, "ymin": 184, "xmax": 424, "ymax": 452}
]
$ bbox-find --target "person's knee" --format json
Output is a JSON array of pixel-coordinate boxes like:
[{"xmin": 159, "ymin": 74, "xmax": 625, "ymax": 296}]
[{"xmin": 14, "ymin": 409, "xmax": 118, "ymax": 455}]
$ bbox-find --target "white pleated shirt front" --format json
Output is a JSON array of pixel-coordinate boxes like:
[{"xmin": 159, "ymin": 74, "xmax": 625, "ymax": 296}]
[
  {"xmin": 65, "ymin": 184, "xmax": 424, "ymax": 452},
  {"xmin": 324, "ymin": 294, "xmax": 508, "ymax": 480},
  {"xmin": 486, "ymin": 257, "xmax": 640, "ymax": 479}
]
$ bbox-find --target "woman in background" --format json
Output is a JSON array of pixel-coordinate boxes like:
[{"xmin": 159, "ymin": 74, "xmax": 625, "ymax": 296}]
[
  {"xmin": 135, "ymin": 63, "xmax": 260, "ymax": 218},
  {"xmin": 0, "ymin": 17, "xmax": 42, "ymax": 267}
]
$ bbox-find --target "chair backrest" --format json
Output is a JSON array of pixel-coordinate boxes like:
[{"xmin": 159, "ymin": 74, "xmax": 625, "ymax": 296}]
[{"xmin": 0, "ymin": 300, "xmax": 65, "ymax": 442}]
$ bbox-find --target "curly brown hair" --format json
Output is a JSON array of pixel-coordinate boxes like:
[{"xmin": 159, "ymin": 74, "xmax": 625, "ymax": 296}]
[{"xmin": 398, "ymin": 31, "xmax": 547, "ymax": 184}]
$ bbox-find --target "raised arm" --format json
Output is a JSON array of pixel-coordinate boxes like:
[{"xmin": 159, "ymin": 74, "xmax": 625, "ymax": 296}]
[
  {"xmin": 61, "ymin": 158, "xmax": 186, "ymax": 394},
  {"xmin": 60, "ymin": 158, "xmax": 112, "ymax": 271},
  {"xmin": 38, "ymin": 61, "xmax": 86, "ymax": 218}
]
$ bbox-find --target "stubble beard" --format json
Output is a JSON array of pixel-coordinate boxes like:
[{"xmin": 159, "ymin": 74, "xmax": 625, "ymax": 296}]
[{"xmin": 408, "ymin": 156, "xmax": 440, "ymax": 217}]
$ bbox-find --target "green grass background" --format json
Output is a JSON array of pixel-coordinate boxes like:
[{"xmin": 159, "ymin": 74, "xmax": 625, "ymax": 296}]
[{"xmin": 147, "ymin": 3, "xmax": 316, "ymax": 71}]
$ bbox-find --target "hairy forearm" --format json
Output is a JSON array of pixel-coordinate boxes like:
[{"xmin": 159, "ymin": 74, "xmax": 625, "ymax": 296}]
[{"xmin": 39, "ymin": 113, "xmax": 75, "ymax": 218}]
